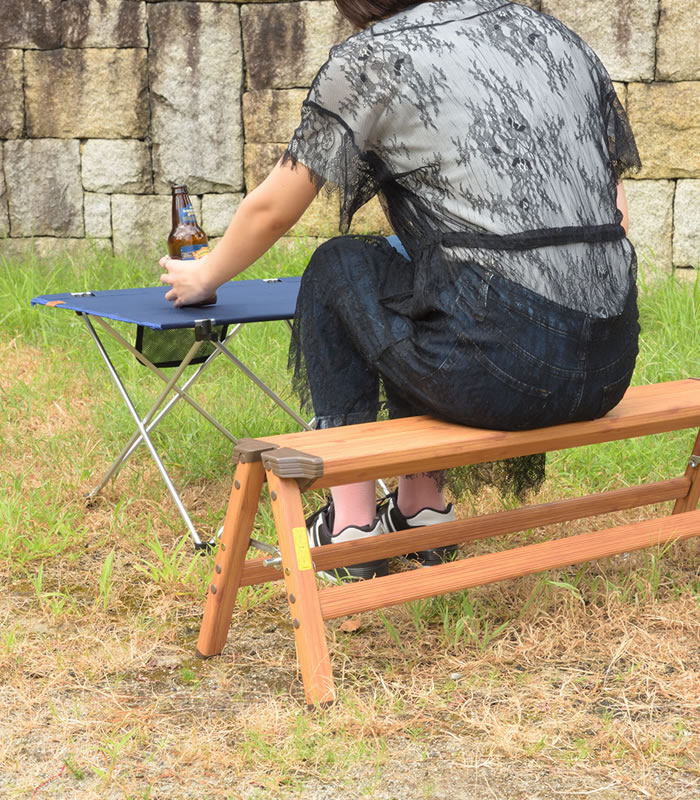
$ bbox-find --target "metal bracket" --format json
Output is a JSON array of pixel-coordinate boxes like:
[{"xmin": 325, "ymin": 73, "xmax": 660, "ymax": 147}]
[
  {"xmin": 689, "ymin": 454, "xmax": 699, "ymax": 468},
  {"xmin": 250, "ymin": 537, "xmax": 282, "ymax": 569},
  {"xmin": 194, "ymin": 318, "xmax": 218, "ymax": 342},
  {"xmin": 250, "ymin": 538, "xmax": 279, "ymax": 557}
]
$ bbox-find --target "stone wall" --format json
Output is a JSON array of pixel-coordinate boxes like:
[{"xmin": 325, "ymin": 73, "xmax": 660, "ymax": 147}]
[{"xmin": 0, "ymin": 0, "xmax": 697, "ymax": 273}]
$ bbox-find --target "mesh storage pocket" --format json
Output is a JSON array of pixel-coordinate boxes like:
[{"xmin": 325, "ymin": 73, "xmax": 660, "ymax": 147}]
[{"xmin": 135, "ymin": 324, "xmax": 229, "ymax": 369}]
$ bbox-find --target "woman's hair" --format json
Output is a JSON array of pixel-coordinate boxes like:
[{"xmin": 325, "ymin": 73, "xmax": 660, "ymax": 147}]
[{"xmin": 334, "ymin": 0, "xmax": 423, "ymax": 28}]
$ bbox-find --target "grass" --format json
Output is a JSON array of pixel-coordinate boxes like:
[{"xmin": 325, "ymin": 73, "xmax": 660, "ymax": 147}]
[{"xmin": 0, "ymin": 242, "xmax": 698, "ymax": 798}]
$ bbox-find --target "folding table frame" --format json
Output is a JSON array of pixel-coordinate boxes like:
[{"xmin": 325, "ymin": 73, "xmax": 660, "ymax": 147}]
[{"xmin": 31, "ymin": 278, "xmax": 308, "ymax": 549}]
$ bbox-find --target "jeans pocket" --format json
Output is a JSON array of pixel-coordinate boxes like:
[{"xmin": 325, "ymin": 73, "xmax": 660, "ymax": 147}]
[
  {"xmin": 416, "ymin": 337, "xmax": 555, "ymax": 431},
  {"xmin": 597, "ymin": 372, "xmax": 634, "ymax": 418},
  {"xmin": 469, "ymin": 343, "xmax": 554, "ymax": 429}
]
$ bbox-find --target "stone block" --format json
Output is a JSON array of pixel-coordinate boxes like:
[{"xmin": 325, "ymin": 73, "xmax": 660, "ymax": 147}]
[
  {"xmin": 612, "ymin": 81, "xmax": 627, "ymax": 108},
  {"xmin": 0, "ymin": 0, "xmax": 146, "ymax": 48},
  {"xmin": 0, "ymin": 237, "xmax": 112, "ymax": 262},
  {"xmin": 190, "ymin": 194, "xmax": 203, "ymax": 224},
  {"xmin": 148, "ymin": 2, "xmax": 244, "ymax": 195},
  {"xmin": 201, "ymin": 194, "xmax": 243, "ymax": 238},
  {"xmin": 244, "ymin": 142, "xmax": 287, "ymax": 190},
  {"xmin": 627, "ymin": 82, "xmax": 700, "ymax": 179},
  {"xmin": 0, "ymin": 0, "xmax": 63, "ymax": 48},
  {"xmin": 112, "ymin": 194, "xmax": 172, "ymax": 254},
  {"xmin": 3, "ymin": 139, "xmax": 84, "ymax": 238},
  {"xmin": 0, "ymin": 50, "xmax": 24, "ymax": 139},
  {"xmin": 624, "ymin": 179, "xmax": 674, "ymax": 272},
  {"xmin": 243, "ymin": 90, "xmax": 308, "ymax": 143},
  {"xmin": 62, "ymin": 0, "xmax": 147, "ymax": 48},
  {"xmin": 673, "ymin": 181, "xmax": 700, "ymax": 268},
  {"xmin": 26, "ymin": 48, "xmax": 148, "ymax": 139},
  {"xmin": 242, "ymin": 1, "xmax": 355, "ymax": 90},
  {"xmin": 348, "ymin": 196, "xmax": 391, "ymax": 235},
  {"xmin": 541, "ymin": 0, "xmax": 656, "ymax": 81},
  {"xmin": 0, "ymin": 149, "xmax": 8, "ymax": 237},
  {"xmin": 673, "ymin": 267, "xmax": 698, "ymax": 284},
  {"xmin": 657, "ymin": 0, "xmax": 700, "ymax": 81},
  {"xmin": 82, "ymin": 140, "xmax": 152, "ymax": 194},
  {"xmin": 245, "ymin": 141, "xmax": 345, "ymax": 237},
  {"xmin": 84, "ymin": 193, "xmax": 112, "ymax": 240},
  {"xmin": 292, "ymin": 192, "xmax": 341, "ymax": 239}
]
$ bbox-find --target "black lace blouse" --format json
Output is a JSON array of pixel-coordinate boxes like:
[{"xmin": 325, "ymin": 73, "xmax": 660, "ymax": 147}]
[{"xmin": 283, "ymin": 0, "xmax": 641, "ymax": 317}]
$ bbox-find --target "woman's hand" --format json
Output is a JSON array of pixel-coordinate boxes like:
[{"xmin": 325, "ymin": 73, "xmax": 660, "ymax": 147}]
[
  {"xmin": 159, "ymin": 255, "xmax": 216, "ymax": 308},
  {"xmin": 158, "ymin": 160, "xmax": 318, "ymax": 304}
]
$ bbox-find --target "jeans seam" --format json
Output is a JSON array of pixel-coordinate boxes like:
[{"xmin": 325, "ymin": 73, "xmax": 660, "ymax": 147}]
[{"xmin": 567, "ymin": 380, "xmax": 586, "ymax": 419}]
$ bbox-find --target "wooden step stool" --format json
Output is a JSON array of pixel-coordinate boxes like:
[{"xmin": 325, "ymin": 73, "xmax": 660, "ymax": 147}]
[{"xmin": 196, "ymin": 379, "xmax": 700, "ymax": 706}]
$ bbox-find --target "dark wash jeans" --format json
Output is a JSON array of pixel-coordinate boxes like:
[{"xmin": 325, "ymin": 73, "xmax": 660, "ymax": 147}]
[{"xmin": 296, "ymin": 236, "xmax": 640, "ymax": 432}]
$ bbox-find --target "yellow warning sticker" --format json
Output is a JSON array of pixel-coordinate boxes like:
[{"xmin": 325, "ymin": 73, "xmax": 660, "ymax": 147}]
[{"xmin": 292, "ymin": 526, "xmax": 313, "ymax": 571}]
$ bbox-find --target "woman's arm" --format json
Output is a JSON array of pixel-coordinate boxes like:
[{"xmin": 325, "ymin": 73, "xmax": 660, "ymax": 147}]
[
  {"xmin": 160, "ymin": 159, "xmax": 318, "ymax": 307},
  {"xmin": 616, "ymin": 180, "xmax": 629, "ymax": 234}
]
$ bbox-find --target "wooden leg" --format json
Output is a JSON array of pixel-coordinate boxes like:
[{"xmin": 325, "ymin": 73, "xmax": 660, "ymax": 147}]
[
  {"xmin": 196, "ymin": 460, "xmax": 265, "ymax": 657},
  {"xmin": 267, "ymin": 471, "xmax": 336, "ymax": 707},
  {"xmin": 673, "ymin": 429, "xmax": 700, "ymax": 514}
]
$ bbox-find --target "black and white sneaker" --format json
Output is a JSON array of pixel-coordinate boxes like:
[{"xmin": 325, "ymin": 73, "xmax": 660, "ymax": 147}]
[
  {"xmin": 377, "ymin": 491, "xmax": 458, "ymax": 567},
  {"xmin": 306, "ymin": 502, "xmax": 387, "ymax": 582}
]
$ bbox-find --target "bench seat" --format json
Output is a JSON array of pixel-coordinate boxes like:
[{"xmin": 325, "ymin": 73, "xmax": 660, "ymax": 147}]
[
  {"xmin": 255, "ymin": 379, "xmax": 700, "ymax": 488},
  {"xmin": 196, "ymin": 379, "xmax": 700, "ymax": 707}
]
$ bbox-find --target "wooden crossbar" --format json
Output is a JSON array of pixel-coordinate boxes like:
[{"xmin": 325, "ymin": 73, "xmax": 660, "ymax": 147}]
[
  {"xmin": 196, "ymin": 380, "xmax": 700, "ymax": 707},
  {"xmin": 236, "ymin": 476, "xmax": 690, "ymax": 587},
  {"xmin": 318, "ymin": 510, "xmax": 700, "ymax": 619}
]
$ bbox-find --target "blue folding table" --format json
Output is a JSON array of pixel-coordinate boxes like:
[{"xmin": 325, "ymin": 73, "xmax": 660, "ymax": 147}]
[{"xmin": 31, "ymin": 278, "xmax": 307, "ymax": 549}]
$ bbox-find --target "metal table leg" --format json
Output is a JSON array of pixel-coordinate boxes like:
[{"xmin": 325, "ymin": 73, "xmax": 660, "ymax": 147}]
[{"xmin": 82, "ymin": 314, "xmax": 206, "ymax": 547}]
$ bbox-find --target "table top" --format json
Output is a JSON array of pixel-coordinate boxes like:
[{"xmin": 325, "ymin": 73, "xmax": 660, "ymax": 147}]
[{"xmin": 31, "ymin": 276, "xmax": 302, "ymax": 330}]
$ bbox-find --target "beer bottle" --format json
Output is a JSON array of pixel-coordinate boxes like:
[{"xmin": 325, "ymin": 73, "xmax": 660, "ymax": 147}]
[{"xmin": 167, "ymin": 184, "xmax": 216, "ymax": 306}]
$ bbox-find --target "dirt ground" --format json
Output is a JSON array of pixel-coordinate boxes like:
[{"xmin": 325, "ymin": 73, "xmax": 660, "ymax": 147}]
[{"xmin": 2, "ymin": 574, "xmax": 698, "ymax": 800}]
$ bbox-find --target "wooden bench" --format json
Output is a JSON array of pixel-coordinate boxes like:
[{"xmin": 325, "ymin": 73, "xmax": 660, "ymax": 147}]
[{"xmin": 196, "ymin": 379, "xmax": 700, "ymax": 706}]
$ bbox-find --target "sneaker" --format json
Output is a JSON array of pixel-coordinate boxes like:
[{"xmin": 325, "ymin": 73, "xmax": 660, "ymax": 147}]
[
  {"xmin": 377, "ymin": 491, "xmax": 458, "ymax": 567},
  {"xmin": 306, "ymin": 501, "xmax": 388, "ymax": 582}
]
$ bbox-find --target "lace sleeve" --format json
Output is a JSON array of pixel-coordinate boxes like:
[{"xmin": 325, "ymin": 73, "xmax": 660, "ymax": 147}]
[
  {"xmin": 282, "ymin": 100, "xmax": 381, "ymax": 233},
  {"xmin": 281, "ymin": 32, "xmax": 388, "ymax": 232},
  {"xmin": 604, "ymin": 86, "xmax": 641, "ymax": 181}
]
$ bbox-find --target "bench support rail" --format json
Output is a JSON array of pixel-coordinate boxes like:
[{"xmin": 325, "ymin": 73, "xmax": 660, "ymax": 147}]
[
  {"xmin": 318, "ymin": 510, "xmax": 700, "ymax": 620},
  {"xmin": 235, "ymin": 475, "xmax": 691, "ymax": 588},
  {"xmin": 196, "ymin": 460, "xmax": 266, "ymax": 659},
  {"xmin": 673, "ymin": 430, "xmax": 700, "ymax": 514},
  {"xmin": 267, "ymin": 472, "xmax": 336, "ymax": 707}
]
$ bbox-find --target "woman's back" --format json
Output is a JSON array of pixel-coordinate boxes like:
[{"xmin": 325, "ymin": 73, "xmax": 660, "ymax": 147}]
[{"xmin": 286, "ymin": 0, "xmax": 640, "ymax": 315}]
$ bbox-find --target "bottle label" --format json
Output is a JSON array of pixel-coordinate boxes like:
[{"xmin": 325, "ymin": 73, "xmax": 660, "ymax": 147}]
[
  {"xmin": 178, "ymin": 204, "xmax": 197, "ymax": 224},
  {"xmin": 180, "ymin": 244, "xmax": 210, "ymax": 261}
]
